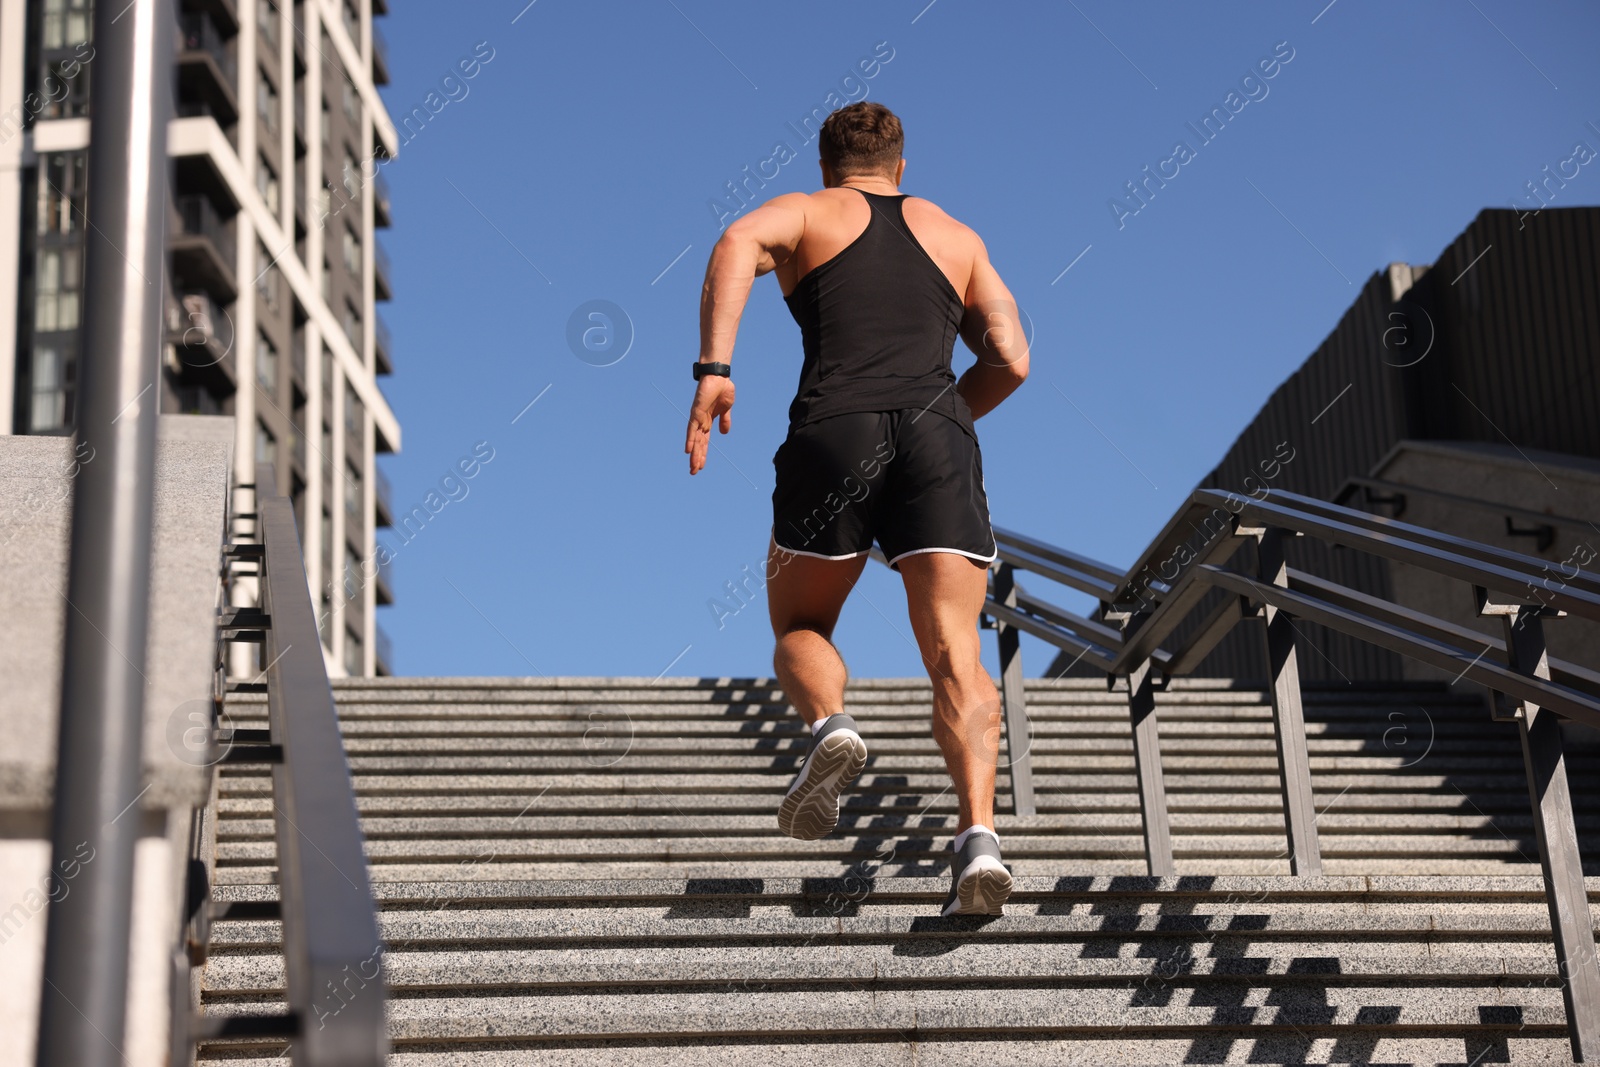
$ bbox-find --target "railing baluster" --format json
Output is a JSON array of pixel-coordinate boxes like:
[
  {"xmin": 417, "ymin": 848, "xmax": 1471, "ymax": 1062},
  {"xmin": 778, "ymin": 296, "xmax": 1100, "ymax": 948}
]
[
  {"xmin": 1253, "ymin": 527, "xmax": 1321, "ymax": 877},
  {"xmin": 887, "ymin": 492, "xmax": 1600, "ymax": 1047},
  {"xmin": 991, "ymin": 563, "xmax": 1036, "ymax": 816},
  {"xmin": 1118, "ymin": 616, "xmax": 1174, "ymax": 877},
  {"xmin": 1494, "ymin": 602, "xmax": 1600, "ymax": 1061}
]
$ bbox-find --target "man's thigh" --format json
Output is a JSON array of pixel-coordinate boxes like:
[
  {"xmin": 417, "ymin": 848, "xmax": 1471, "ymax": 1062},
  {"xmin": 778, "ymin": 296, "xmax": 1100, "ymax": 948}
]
[
  {"xmin": 766, "ymin": 538, "xmax": 870, "ymax": 639},
  {"xmin": 896, "ymin": 550, "xmax": 990, "ymax": 656}
]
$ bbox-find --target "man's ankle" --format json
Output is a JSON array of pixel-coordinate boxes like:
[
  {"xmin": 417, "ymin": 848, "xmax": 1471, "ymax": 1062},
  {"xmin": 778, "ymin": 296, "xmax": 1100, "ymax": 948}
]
[{"xmin": 953, "ymin": 825, "xmax": 999, "ymax": 851}]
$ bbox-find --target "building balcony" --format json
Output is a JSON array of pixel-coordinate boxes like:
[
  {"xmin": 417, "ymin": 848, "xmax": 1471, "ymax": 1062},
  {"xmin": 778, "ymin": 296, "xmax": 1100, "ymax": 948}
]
[
  {"xmin": 374, "ymin": 623, "xmax": 393, "ymax": 675},
  {"xmin": 293, "ymin": 90, "xmax": 307, "ymax": 158},
  {"xmin": 375, "ymin": 315, "xmax": 393, "ymax": 375},
  {"xmin": 372, "ymin": 169, "xmax": 392, "ymax": 229},
  {"xmin": 186, "ymin": 0, "xmax": 239, "ymax": 36},
  {"xmin": 374, "ymin": 464, "xmax": 393, "ymax": 527},
  {"xmin": 371, "ymin": 22, "xmax": 390, "ymax": 86},
  {"xmin": 291, "ymin": 12, "xmax": 307, "ymax": 76},
  {"xmin": 170, "ymin": 193, "xmax": 238, "ymax": 302},
  {"xmin": 165, "ymin": 290, "xmax": 237, "ymax": 393},
  {"xmin": 374, "ymin": 554, "xmax": 394, "ymax": 608},
  {"xmin": 374, "ymin": 241, "xmax": 391, "ymax": 302},
  {"xmin": 176, "ymin": 10, "xmax": 239, "ymax": 127}
]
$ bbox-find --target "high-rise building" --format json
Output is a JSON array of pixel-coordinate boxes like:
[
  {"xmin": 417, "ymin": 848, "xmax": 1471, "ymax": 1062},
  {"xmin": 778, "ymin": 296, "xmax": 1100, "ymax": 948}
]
[{"xmin": 0, "ymin": 0, "xmax": 402, "ymax": 675}]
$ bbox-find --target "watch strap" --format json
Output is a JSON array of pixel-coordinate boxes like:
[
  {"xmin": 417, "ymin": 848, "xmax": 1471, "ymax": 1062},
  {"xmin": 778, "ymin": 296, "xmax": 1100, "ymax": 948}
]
[{"xmin": 693, "ymin": 361, "xmax": 732, "ymax": 380}]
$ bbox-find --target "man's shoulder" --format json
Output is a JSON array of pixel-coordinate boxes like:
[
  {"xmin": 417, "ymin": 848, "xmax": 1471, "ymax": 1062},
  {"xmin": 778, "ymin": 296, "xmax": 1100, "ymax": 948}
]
[{"xmin": 903, "ymin": 196, "xmax": 981, "ymax": 244}]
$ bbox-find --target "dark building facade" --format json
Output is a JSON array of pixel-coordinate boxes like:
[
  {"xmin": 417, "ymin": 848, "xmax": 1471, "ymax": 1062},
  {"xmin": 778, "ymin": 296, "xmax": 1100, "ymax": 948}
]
[{"xmin": 1052, "ymin": 206, "xmax": 1600, "ymax": 682}]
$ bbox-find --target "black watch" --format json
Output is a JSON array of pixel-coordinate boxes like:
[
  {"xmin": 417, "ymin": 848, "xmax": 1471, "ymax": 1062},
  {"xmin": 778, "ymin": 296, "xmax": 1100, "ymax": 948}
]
[{"xmin": 693, "ymin": 361, "xmax": 732, "ymax": 380}]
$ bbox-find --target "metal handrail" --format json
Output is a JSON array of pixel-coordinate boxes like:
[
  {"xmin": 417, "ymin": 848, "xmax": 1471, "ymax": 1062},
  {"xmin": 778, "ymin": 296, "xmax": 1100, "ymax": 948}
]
[
  {"xmin": 1336, "ymin": 474, "xmax": 1600, "ymax": 542},
  {"xmin": 36, "ymin": 1, "xmax": 173, "ymax": 1061},
  {"xmin": 923, "ymin": 486, "xmax": 1600, "ymax": 1059},
  {"xmin": 182, "ymin": 464, "xmax": 387, "ymax": 1063},
  {"xmin": 255, "ymin": 462, "xmax": 386, "ymax": 1062}
]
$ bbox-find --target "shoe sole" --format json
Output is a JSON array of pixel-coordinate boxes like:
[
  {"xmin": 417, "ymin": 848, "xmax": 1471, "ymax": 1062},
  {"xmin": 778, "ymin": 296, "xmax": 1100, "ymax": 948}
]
[
  {"xmin": 777, "ymin": 729, "xmax": 867, "ymax": 841},
  {"xmin": 944, "ymin": 855, "xmax": 1013, "ymax": 916}
]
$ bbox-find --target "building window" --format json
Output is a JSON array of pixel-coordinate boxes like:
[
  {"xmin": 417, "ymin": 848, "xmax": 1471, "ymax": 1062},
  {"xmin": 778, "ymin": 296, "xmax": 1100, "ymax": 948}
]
[
  {"xmin": 257, "ymin": 245, "xmax": 281, "ymax": 312},
  {"xmin": 342, "ymin": 383, "xmax": 361, "ymax": 438},
  {"xmin": 342, "ymin": 0, "xmax": 359, "ymax": 44},
  {"xmin": 342, "ymin": 227, "xmax": 360, "ymax": 276},
  {"xmin": 345, "ymin": 461, "xmax": 362, "ymax": 520},
  {"xmin": 342, "ymin": 149, "xmax": 361, "ymax": 200},
  {"xmin": 342, "ymin": 541, "xmax": 362, "ymax": 602},
  {"xmin": 321, "ymin": 97, "xmax": 331, "ymax": 153},
  {"xmin": 341, "ymin": 77, "xmax": 361, "ymax": 126},
  {"xmin": 320, "ymin": 256, "xmax": 332, "ymax": 302},
  {"xmin": 38, "ymin": 152, "xmax": 86, "ymax": 235},
  {"xmin": 257, "ymin": 331, "xmax": 279, "ymax": 393},
  {"xmin": 319, "ymin": 507, "xmax": 334, "ymax": 649},
  {"xmin": 34, "ymin": 247, "xmax": 81, "ymax": 333},
  {"xmin": 257, "ymin": 154, "xmax": 279, "ymax": 215},
  {"xmin": 28, "ymin": 347, "xmax": 72, "ymax": 432},
  {"xmin": 257, "ymin": 70, "xmax": 279, "ymax": 134},
  {"xmin": 256, "ymin": 419, "xmax": 276, "ymax": 469},
  {"xmin": 41, "ymin": 0, "xmax": 91, "ymax": 49},
  {"xmin": 257, "ymin": 0, "xmax": 279, "ymax": 51},
  {"xmin": 344, "ymin": 624, "xmax": 362, "ymax": 676},
  {"xmin": 342, "ymin": 301, "xmax": 361, "ymax": 348},
  {"xmin": 23, "ymin": 150, "xmax": 88, "ymax": 434},
  {"xmin": 32, "ymin": 0, "xmax": 93, "ymax": 125}
]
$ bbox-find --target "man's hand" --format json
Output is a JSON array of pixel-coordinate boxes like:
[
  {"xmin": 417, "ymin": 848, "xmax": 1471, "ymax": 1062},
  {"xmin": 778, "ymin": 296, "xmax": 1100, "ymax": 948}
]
[{"xmin": 684, "ymin": 375, "xmax": 736, "ymax": 475}]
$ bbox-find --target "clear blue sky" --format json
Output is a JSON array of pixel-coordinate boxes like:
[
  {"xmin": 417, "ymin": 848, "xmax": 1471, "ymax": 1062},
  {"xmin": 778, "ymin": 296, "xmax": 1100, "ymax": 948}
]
[{"xmin": 371, "ymin": 0, "xmax": 1600, "ymax": 680}]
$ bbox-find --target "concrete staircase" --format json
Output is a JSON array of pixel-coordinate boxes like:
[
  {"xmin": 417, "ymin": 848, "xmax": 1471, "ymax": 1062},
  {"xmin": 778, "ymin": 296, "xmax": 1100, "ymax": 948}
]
[{"xmin": 196, "ymin": 677, "xmax": 1600, "ymax": 1064}]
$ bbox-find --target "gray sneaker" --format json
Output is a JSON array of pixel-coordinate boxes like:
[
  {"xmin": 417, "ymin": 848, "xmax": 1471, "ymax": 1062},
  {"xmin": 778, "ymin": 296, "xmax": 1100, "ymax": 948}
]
[
  {"xmin": 941, "ymin": 830, "xmax": 1013, "ymax": 916},
  {"xmin": 777, "ymin": 714, "xmax": 867, "ymax": 841}
]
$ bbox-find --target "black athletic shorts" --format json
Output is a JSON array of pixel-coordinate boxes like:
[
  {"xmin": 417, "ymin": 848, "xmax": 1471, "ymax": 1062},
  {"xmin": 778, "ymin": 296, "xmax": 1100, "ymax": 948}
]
[{"xmin": 771, "ymin": 409, "xmax": 996, "ymax": 569}]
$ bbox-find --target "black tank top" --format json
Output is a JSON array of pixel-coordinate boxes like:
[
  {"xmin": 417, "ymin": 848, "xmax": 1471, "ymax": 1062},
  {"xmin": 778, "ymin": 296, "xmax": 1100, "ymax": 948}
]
[{"xmin": 783, "ymin": 189, "xmax": 975, "ymax": 439}]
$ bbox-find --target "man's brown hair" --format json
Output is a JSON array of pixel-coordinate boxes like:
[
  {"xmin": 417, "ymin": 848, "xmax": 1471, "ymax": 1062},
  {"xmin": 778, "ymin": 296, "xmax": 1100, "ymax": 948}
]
[{"xmin": 818, "ymin": 102, "xmax": 904, "ymax": 178}]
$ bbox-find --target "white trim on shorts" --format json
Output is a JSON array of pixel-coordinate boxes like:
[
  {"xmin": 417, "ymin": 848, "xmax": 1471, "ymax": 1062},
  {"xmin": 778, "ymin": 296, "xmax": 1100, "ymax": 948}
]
[
  {"xmin": 886, "ymin": 544, "xmax": 999, "ymax": 567},
  {"xmin": 770, "ymin": 531, "xmax": 871, "ymax": 562}
]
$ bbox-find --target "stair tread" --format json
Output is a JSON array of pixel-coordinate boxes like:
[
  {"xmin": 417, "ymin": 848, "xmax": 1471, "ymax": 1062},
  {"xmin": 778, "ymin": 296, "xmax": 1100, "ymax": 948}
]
[{"xmin": 194, "ymin": 679, "xmax": 1600, "ymax": 1061}]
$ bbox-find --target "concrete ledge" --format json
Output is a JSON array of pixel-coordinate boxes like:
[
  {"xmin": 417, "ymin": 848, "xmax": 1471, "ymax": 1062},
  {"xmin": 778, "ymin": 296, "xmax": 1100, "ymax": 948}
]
[{"xmin": 0, "ymin": 415, "xmax": 233, "ymax": 812}]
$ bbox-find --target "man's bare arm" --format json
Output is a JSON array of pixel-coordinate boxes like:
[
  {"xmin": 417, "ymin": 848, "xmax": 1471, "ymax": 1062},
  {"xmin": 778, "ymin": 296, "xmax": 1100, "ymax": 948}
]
[
  {"xmin": 955, "ymin": 239, "xmax": 1030, "ymax": 420},
  {"xmin": 697, "ymin": 194, "xmax": 808, "ymax": 364},
  {"xmin": 685, "ymin": 194, "xmax": 808, "ymax": 475}
]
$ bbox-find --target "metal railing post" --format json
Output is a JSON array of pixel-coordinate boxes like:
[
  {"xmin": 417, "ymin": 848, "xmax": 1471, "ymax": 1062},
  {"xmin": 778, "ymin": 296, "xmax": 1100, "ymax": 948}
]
[
  {"xmin": 1495, "ymin": 603, "xmax": 1600, "ymax": 1061},
  {"xmin": 991, "ymin": 563, "xmax": 1036, "ymax": 816},
  {"xmin": 36, "ymin": 2, "xmax": 173, "ymax": 1065},
  {"xmin": 1118, "ymin": 611, "xmax": 1174, "ymax": 877},
  {"xmin": 1252, "ymin": 527, "xmax": 1322, "ymax": 876}
]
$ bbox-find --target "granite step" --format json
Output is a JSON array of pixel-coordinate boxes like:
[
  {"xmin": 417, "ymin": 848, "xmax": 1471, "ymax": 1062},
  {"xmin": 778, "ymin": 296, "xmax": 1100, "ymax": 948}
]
[
  {"xmin": 200, "ymin": 984, "xmax": 1570, "ymax": 1034},
  {"xmin": 209, "ymin": 811, "xmax": 1600, "ymax": 839},
  {"xmin": 199, "ymin": 1034, "xmax": 1577, "ymax": 1067},
  {"xmin": 211, "ymin": 833, "xmax": 1570, "ymax": 867},
  {"xmin": 210, "ymin": 858, "xmax": 1557, "ymax": 884},
  {"xmin": 209, "ymin": 791, "xmax": 1574, "ymax": 816},
  {"xmin": 195, "ymin": 681, "xmax": 1600, "ymax": 1063},
  {"xmin": 213, "ymin": 771, "xmax": 1572, "ymax": 796},
  {"xmin": 199, "ymin": 945, "xmax": 1571, "ymax": 995}
]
